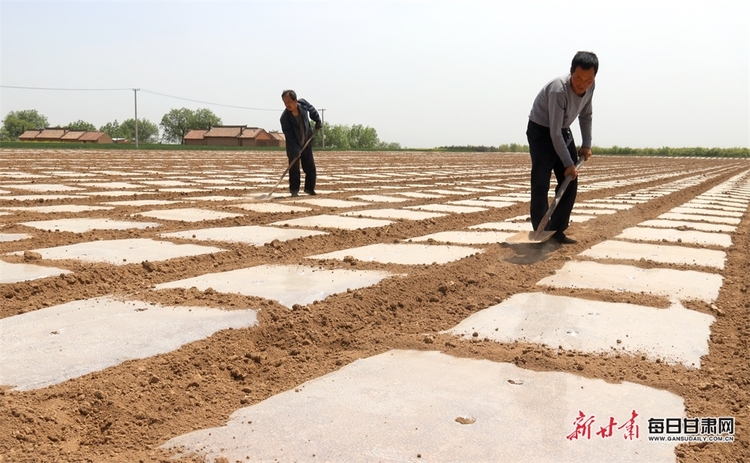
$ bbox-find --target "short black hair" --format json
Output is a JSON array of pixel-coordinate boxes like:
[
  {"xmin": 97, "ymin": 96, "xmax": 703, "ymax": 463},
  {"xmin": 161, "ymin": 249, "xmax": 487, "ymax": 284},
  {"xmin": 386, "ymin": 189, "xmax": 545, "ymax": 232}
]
[
  {"xmin": 571, "ymin": 51, "xmax": 599, "ymax": 75},
  {"xmin": 281, "ymin": 89, "xmax": 297, "ymax": 101}
]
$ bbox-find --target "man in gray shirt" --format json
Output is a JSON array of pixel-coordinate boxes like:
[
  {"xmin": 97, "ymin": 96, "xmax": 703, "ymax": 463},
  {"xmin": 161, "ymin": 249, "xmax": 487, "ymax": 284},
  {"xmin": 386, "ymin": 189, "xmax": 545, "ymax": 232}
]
[{"xmin": 527, "ymin": 51, "xmax": 598, "ymax": 244}]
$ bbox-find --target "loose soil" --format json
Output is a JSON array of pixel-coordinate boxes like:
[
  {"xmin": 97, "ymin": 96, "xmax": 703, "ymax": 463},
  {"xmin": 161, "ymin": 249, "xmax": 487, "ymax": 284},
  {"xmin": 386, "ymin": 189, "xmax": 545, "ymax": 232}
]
[{"xmin": 0, "ymin": 150, "xmax": 748, "ymax": 463}]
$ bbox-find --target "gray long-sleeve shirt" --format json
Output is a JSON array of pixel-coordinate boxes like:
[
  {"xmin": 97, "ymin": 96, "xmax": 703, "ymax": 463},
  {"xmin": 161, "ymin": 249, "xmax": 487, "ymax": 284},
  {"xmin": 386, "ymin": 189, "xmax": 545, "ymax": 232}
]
[{"xmin": 528, "ymin": 74, "xmax": 594, "ymax": 167}]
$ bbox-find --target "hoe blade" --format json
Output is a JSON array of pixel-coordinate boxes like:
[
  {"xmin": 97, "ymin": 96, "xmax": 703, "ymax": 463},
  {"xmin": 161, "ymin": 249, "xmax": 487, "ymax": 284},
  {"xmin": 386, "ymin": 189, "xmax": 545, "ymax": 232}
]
[{"xmin": 505, "ymin": 229, "xmax": 556, "ymax": 244}]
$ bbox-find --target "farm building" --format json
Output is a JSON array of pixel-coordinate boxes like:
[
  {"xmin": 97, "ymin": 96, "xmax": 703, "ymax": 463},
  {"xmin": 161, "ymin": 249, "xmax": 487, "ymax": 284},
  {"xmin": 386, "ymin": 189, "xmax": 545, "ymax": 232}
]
[
  {"xmin": 183, "ymin": 126, "xmax": 280, "ymax": 147},
  {"xmin": 17, "ymin": 128, "xmax": 114, "ymax": 144},
  {"xmin": 268, "ymin": 131, "xmax": 286, "ymax": 148},
  {"xmin": 184, "ymin": 129, "xmax": 209, "ymax": 146},
  {"xmin": 77, "ymin": 132, "xmax": 114, "ymax": 144},
  {"xmin": 34, "ymin": 128, "xmax": 68, "ymax": 142},
  {"xmin": 239, "ymin": 127, "xmax": 273, "ymax": 147},
  {"xmin": 204, "ymin": 126, "xmax": 245, "ymax": 146},
  {"xmin": 18, "ymin": 130, "xmax": 42, "ymax": 140},
  {"xmin": 61, "ymin": 131, "xmax": 86, "ymax": 141},
  {"xmin": 183, "ymin": 125, "xmax": 285, "ymax": 147}
]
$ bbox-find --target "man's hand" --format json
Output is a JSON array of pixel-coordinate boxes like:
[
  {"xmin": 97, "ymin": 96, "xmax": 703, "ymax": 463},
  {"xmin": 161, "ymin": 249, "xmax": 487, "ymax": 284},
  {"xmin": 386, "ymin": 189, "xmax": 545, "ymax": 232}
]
[
  {"xmin": 315, "ymin": 121, "xmax": 322, "ymax": 130},
  {"xmin": 564, "ymin": 164, "xmax": 578, "ymax": 180},
  {"xmin": 579, "ymin": 147, "xmax": 593, "ymax": 161}
]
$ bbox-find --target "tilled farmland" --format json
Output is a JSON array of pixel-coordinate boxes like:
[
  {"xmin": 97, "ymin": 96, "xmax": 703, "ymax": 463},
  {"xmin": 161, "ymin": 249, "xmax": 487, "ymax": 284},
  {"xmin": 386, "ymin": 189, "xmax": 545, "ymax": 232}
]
[{"xmin": 0, "ymin": 149, "xmax": 748, "ymax": 463}]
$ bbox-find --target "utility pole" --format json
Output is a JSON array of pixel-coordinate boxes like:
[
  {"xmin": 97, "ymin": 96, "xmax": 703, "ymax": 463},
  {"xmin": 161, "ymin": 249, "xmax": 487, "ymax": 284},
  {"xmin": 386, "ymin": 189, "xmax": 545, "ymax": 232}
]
[
  {"xmin": 133, "ymin": 88, "xmax": 140, "ymax": 149},
  {"xmin": 320, "ymin": 108, "xmax": 326, "ymax": 150}
]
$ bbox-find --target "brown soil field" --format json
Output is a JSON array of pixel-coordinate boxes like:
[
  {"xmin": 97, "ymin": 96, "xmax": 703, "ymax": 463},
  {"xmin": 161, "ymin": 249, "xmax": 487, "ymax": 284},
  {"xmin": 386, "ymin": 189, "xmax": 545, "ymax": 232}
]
[{"xmin": 0, "ymin": 149, "xmax": 748, "ymax": 463}]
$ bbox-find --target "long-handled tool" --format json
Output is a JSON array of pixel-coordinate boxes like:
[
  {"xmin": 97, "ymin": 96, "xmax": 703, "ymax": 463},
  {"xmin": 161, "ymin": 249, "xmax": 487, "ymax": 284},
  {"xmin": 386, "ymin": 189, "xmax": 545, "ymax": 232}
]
[
  {"xmin": 506, "ymin": 157, "xmax": 585, "ymax": 244},
  {"xmin": 255, "ymin": 127, "xmax": 319, "ymax": 201}
]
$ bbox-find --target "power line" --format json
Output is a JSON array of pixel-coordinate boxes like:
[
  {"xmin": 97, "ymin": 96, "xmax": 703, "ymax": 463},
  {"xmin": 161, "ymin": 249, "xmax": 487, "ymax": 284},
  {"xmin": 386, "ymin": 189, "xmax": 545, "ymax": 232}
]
[
  {"xmin": 1, "ymin": 85, "xmax": 132, "ymax": 91},
  {"xmin": 140, "ymin": 89, "xmax": 277, "ymax": 111},
  {"xmin": 1, "ymin": 84, "xmax": 278, "ymax": 111}
]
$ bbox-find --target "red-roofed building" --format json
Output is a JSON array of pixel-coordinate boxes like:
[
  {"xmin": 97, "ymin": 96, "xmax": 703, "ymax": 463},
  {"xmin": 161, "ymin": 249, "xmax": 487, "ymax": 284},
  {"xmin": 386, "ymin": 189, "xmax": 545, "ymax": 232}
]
[
  {"xmin": 77, "ymin": 132, "xmax": 114, "ymax": 144},
  {"xmin": 239, "ymin": 127, "xmax": 273, "ymax": 147},
  {"xmin": 61, "ymin": 131, "xmax": 85, "ymax": 141},
  {"xmin": 180, "ymin": 126, "xmax": 282, "ymax": 147},
  {"xmin": 34, "ymin": 128, "xmax": 68, "ymax": 141},
  {"xmin": 184, "ymin": 129, "xmax": 209, "ymax": 146},
  {"xmin": 268, "ymin": 131, "xmax": 286, "ymax": 148},
  {"xmin": 203, "ymin": 125, "xmax": 244, "ymax": 146},
  {"xmin": 17, "ymin": 128, "xmax": 113, "ymax": 143},
  {"xmin": 18, "ymin": 130, "xmax": 41, "ymax": 141}
]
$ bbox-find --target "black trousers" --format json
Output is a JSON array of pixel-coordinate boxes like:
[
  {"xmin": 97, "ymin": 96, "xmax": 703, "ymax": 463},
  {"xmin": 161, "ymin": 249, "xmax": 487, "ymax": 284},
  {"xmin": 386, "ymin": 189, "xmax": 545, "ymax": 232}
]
[
  {"xmin": 287, "ymin": 144, "xmax": 316, "ymax": 193},
  {"xmin": 526, "ymin": 120, "xmax": 578, "ymax": 234}
]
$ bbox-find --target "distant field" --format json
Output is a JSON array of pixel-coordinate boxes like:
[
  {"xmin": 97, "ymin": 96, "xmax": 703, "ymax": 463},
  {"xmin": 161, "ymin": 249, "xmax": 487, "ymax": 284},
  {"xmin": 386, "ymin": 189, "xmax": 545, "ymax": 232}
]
[{"xmin": 2, "ymin": 140, "xmax": 748, "ymax": 157}]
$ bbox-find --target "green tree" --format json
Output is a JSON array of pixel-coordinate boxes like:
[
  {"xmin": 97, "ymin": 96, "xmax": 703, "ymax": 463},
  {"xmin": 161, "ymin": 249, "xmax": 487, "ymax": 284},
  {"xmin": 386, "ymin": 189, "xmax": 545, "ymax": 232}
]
[
  {"xmin": 497, "ymin": 143, "xmax": 528, "ymax": 153},
  {"xmin": 159, "ymin": 109, "xmax": 191, "ymax": 144},
  {"xmin": 314, "ymin": 123, "xmax": 398, "ymax": 150},
  {"xmin": 120, "ymin": 118, "xmax": 160, "ymax": 143},
  {"xmin": 377, "ymin": 141, "xmax": 402, "ymax": 150},
  {"xmin": 316, "ymin": 123, "xmax": 350, "ymax": 149},
  {"xmin": 66, "ymin": 120, "xmax": 97, "ymax": 131},
  {"xmin": 192, "ymin": 108, "xmax": 222, "ymax": 130},
  {"xmin": 160, "ymin": 107, "xmax": 221, "ymax": 144},
  {"xmin": 1, "ymin": 109, "xmax": 49, "ymax": 140},
  {"xmin": 100, "ymin": 120, "xmax": 123, "ymax": 138},
  {"xmin": 348, "ymin": 124, "xmax": 379, "ymax": 149}
]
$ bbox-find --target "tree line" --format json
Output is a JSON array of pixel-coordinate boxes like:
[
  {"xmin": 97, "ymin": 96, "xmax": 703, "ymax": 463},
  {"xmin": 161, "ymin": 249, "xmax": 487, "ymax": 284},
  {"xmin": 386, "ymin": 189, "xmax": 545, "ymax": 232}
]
[
  {"xmin": 0, "ymin": 108, "xmax": 223, "ymax": 144},
  {"xmin": 0, "ymin": 109, "xmax": 401, "ymax": 149},
  {"xmin": 436, "ymin": 144, "xmax": 748, "ymax": 157},
  {"xmin": 438, "ymin": 143, "xmax": 529, "ymax": 152},
  {"xmin": 2, "ymin": 109, "xmax": 746, "ymax": 156},
  {"xmin": 592, "ymin": 145, "xmax": 748, "ymax": 158},
  {"xmin": 312, "ymin": 124, "xmax": 401, "ymax": 150}
]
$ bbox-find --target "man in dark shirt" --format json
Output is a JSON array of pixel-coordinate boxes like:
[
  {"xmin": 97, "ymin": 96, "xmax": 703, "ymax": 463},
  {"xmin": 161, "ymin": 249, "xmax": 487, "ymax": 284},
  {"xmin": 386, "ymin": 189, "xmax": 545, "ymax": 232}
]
[
  {"xmin": 280, "ymin": 90, "xmax": 322, "ymax": 196},
  {"xmin": 526, "ymin": 51, "xmax": 598, "ymax": 244}
]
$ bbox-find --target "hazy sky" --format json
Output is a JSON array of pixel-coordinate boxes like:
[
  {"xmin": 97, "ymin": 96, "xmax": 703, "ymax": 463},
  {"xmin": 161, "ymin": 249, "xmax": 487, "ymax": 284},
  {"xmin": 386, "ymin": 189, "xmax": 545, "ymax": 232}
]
[{"xmin": 1, "ymin": 0, "xmax": 748, "ymax": 149}]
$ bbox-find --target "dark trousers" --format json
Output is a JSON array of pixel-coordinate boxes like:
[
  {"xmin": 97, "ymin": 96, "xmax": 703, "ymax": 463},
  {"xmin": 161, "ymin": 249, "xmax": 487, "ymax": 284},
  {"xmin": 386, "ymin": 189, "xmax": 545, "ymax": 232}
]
[
  {"xmin": 287, "ymin": 144, "xmax": 316, "ymax": 193},
  {"xmin": 526, "ymin": 120, "xmax": 578, "ymax": 234}
]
